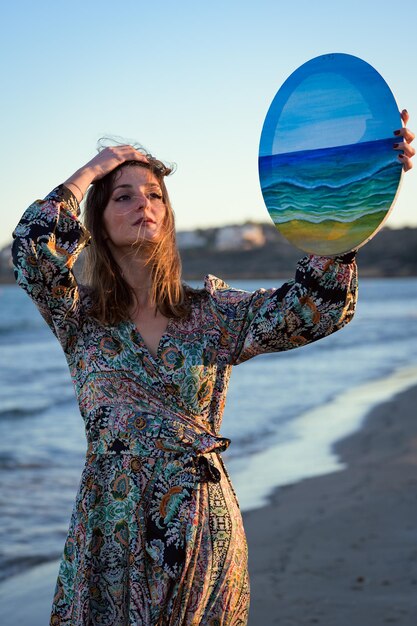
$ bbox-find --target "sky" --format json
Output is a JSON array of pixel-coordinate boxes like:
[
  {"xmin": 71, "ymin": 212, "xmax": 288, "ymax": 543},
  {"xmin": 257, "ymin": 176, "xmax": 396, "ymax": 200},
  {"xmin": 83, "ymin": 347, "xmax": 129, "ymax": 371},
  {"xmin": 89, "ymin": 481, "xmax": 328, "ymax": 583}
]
[{"xmin": 1, "ymin": 0, "xmax": 416, "ymax": 248}]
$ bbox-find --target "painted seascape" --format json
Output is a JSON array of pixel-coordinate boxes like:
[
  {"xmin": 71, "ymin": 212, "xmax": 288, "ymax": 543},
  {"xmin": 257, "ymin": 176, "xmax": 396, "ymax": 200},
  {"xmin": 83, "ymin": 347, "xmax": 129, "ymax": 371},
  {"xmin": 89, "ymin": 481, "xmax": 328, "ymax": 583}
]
[
  {"xmin": 259, "ymin": 54, "xmax": 403, "ymax": 255},
  {"xmin": 259, "ymin": 137, "xmax": 402, "ymax": 255}
]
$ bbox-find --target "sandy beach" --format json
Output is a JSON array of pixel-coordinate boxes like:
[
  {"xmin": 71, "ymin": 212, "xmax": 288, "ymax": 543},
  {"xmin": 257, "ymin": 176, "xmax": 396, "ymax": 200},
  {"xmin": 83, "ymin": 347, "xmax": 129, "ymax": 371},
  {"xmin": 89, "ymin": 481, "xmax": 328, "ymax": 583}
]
[
  {"xmin": 1, "ymin": 385, "xmax": 417, "ymax": 626},
  {"xmin": 244, "ymin": 384, "xmax": 417, "ymax": 626}
]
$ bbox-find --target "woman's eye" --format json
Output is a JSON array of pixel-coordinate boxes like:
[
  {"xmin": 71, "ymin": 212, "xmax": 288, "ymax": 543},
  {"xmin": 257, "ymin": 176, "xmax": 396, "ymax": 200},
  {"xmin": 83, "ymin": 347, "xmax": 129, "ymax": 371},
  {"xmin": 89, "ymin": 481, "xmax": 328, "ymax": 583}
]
[{"xmin": 113, "ymin": 192, "xmax": 162, "ymax": 202}]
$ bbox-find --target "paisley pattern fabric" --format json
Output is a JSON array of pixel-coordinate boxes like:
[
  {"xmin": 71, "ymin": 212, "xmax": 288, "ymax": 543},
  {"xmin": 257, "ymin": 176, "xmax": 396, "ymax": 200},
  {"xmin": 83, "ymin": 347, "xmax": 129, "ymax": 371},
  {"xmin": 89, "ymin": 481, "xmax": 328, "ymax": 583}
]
[{"xmin": 12, "ymin": 185, "xmax": 358, "ymax": 625}]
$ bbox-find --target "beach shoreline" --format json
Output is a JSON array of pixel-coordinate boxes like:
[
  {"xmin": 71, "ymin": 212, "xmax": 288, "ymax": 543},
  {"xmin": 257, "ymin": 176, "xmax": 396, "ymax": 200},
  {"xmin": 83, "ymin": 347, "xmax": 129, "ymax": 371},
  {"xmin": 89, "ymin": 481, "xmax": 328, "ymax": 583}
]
[
  {"xmin": 243, "ymin": 384, "xmax": 417, "ymax": 625},
  {"xmin": 1, "ymin": 384, "xmax": 417, "ymax": 626},
  {"xmin": 230, "ymin": 365, "xmax": 417, "ymax": 512}
]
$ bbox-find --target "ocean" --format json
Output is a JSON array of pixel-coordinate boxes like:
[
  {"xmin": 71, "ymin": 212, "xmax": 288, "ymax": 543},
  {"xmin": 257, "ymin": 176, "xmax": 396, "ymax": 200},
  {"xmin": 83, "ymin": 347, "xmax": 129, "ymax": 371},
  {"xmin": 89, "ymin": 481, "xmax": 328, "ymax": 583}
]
[
  {"xmin": 1, "ymin": 276, "xmax": 417, "ymax": 584},
  {"xmin": 259, "ymin": 138, "xmax": 403, "ymax": 254}
]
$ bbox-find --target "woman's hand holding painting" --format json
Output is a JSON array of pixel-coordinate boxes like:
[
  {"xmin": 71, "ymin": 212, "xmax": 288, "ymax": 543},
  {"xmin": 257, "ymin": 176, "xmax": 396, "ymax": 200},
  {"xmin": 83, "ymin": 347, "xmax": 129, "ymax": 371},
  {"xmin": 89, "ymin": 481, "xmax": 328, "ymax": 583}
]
[{"xmin": 395, "ymin": 109, "xmax": 415, "ymax": 172}]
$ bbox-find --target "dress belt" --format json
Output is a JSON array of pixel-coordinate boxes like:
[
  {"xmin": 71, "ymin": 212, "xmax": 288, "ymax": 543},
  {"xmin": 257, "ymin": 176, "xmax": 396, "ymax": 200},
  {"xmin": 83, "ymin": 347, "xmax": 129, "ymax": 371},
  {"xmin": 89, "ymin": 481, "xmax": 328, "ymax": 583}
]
[{"xmin": 86, "ymin": 437, "xmax": 222, "ymax": 484}]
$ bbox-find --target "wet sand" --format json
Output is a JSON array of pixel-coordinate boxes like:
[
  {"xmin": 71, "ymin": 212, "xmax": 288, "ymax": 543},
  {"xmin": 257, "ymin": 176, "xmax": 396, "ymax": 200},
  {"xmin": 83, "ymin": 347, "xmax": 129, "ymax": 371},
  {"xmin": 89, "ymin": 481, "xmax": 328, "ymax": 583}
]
[{"xmin": 243, "ymin": 384, "xmax": 417, "ymax": 625}]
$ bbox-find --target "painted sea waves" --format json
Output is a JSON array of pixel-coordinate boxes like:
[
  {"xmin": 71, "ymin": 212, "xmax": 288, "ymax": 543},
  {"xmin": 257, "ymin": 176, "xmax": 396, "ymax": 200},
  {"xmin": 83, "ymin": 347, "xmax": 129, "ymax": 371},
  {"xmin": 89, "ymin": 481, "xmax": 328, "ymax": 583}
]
[{"xmin": 259, "ymin": 137, "xmax": 402, "ymax": 255}]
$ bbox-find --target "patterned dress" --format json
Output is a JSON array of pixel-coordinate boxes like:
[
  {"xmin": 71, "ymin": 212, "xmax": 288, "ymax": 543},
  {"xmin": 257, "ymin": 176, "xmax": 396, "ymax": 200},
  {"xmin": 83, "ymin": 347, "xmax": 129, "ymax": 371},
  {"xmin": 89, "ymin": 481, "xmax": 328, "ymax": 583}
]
[{"xmin": 12, "ymin": 185, "xmax": 358, "ymax": 626}]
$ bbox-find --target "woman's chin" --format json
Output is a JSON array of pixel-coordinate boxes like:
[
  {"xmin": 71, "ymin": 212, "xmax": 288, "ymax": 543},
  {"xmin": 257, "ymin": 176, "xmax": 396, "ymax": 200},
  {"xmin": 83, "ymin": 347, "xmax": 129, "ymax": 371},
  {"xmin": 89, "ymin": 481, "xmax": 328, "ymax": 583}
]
[{"xmin": 129, "ymin": 235, "xmax": 160, "ymax": 250}]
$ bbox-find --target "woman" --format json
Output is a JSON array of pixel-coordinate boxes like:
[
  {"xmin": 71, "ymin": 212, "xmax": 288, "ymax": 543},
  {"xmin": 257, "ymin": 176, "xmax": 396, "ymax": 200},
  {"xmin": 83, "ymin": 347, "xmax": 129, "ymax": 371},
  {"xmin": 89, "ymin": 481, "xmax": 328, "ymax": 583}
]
[{"xmin": 12, "ymin": 113, "xmax": 414, "ymax": 626}]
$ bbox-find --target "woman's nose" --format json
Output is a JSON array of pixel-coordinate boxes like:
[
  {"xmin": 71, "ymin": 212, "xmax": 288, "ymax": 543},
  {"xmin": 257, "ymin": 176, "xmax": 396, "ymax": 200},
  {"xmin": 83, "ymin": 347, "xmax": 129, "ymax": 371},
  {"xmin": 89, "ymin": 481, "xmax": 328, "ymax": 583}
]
[{"xmin": 134, "ymin": 192, "xmax": 149, "ymax": 209}]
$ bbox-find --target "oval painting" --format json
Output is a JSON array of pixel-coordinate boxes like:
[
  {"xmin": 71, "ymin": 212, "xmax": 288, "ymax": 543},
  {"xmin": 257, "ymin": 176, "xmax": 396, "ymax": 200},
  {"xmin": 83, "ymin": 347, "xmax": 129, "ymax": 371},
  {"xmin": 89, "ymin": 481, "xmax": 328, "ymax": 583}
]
[{"xmin": 259, "ymin": 53, "xmax": 403, "ymax": 256}]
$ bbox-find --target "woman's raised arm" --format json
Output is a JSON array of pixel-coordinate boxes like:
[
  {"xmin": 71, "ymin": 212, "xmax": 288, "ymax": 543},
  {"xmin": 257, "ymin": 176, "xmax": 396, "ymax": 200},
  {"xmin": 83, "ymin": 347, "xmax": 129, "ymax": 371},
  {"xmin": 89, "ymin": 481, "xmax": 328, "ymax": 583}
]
[
  {"xmin": 12, "ymin": 185, "xmax": 90, "ymax": 353},
  {"xmin": 205, "ymin": 251, "xmax": 358, "ymax": 366},
  {"xmin": 12, "ymin": 146, "xmax": 151, "ymax": 351}
]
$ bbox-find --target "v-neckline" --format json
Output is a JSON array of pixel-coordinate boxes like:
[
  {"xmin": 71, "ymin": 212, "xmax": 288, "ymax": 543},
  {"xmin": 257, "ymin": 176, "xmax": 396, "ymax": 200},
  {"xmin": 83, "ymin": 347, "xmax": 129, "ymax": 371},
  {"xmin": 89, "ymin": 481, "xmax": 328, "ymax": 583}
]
[{"xmin": 126, "ymin": 316, "xmax": 174, "ymax": 363}]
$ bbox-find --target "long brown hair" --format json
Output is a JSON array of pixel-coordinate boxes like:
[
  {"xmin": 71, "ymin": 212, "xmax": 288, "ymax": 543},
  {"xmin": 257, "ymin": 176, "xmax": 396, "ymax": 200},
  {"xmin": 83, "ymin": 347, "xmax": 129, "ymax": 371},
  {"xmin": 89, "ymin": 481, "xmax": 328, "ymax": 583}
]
[{"xmin": 82, "ymin": 150, "xmax": 199, "ymax": 325}]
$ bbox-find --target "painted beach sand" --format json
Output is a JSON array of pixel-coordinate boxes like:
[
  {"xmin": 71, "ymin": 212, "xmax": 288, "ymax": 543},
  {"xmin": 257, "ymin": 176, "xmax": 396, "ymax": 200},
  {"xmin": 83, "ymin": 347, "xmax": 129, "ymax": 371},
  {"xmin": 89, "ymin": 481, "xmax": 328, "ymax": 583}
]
[
  {"xmin": 259, "ymin": 54, "xmax": 403, "ymax": 255},
  {"xmin": 259, "ymin": 137, "xmax": 402, "ymax": 255}
]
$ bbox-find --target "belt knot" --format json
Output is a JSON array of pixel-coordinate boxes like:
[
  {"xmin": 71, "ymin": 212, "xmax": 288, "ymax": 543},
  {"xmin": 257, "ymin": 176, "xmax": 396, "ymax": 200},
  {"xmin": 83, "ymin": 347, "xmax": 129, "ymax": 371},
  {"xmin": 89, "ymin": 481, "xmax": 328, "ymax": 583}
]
[{"xmin": 196, "ymin": 454, "xmax": 221, "ymax": 483}]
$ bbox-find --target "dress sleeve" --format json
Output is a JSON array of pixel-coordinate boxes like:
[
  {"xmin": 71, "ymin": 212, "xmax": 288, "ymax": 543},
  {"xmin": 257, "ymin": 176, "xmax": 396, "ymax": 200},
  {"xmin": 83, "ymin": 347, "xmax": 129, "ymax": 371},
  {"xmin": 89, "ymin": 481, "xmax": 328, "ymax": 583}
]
[
  {"xmin": 204, "ymin": 251, "xmax": 358, "ymax": 366},
  {"xmin": 11, "ymin": 184, "xmax": 90, "ymax": 352}
]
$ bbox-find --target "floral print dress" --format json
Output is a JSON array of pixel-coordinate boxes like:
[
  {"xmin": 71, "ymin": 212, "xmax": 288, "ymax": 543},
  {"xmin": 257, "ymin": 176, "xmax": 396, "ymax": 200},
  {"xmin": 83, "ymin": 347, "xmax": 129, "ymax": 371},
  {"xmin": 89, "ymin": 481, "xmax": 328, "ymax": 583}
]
[{"xmin": 12, "ymin": 185, "xmax": 358, "ymax": 626}]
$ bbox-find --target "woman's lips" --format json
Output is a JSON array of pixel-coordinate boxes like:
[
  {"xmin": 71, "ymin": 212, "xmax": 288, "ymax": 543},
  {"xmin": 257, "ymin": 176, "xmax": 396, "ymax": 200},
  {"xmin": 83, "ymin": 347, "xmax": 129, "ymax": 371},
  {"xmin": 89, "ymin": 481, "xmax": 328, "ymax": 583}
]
[{"xmin": 132, "ymin": 217, "xmax": 155, "ymax": 226}]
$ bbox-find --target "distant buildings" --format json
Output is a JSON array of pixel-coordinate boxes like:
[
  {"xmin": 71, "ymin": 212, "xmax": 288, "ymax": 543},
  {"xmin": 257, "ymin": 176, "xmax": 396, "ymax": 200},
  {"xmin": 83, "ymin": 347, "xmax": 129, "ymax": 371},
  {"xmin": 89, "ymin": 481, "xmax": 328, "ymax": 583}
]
[
  {"xmin": 176, "ymin": 230, "xmax": 207, "ymax": 249},
  {"xmin": 214, "ymin": 224, "xmax": 265, "ymax": 250},
  {"xmin": 177, "ymin": 224, "xmax": 266, "ymax": 250}
]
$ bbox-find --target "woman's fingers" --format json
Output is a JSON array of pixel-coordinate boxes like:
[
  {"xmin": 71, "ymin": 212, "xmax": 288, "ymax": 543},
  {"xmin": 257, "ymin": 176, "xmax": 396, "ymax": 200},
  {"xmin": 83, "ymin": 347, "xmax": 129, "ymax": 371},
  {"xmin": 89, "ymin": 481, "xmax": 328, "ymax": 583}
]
[
  {"xmin": 393, "ymin": 140, "xmax": 416, "ymax": 158},
  {"xmin": 394, "ymin": 126, "xmax": 415, "ymax": 143},
  {"xmin": 117, "ymin": 145, "xmax": 149, "ymax": 160},
  {"xmin": 400, "ymin": 109, "xmax": 409, "ymax": 126},
  {"xmin": 88, "ymin": 146, "xmax": 150, "ymax": 181},
  {"xmin": 393, "ymin": 109, "xmax": 414, "ymax": 172},
  {"xmin": 101, "ymin": 145, "xmax": 149, "ymax": 165},
  {"xmin": 398, "ymin": 154, "xmax": 413, "ymax": 171}
]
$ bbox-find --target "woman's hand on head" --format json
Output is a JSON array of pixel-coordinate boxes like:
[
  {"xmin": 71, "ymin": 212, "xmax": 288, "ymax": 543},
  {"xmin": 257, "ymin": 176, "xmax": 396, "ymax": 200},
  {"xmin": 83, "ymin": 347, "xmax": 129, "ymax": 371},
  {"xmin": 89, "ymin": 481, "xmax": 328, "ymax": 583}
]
[
  {"xmin": 84, "ymin": 146, "xmax": 149, "ymax": 182},
  {"xmin": 394, "ymin": 110, "xmax": 415, "ymax": 172},
  {"xmin": 63, "ymin": 146, "xmax": 149, "ymax": 203}
]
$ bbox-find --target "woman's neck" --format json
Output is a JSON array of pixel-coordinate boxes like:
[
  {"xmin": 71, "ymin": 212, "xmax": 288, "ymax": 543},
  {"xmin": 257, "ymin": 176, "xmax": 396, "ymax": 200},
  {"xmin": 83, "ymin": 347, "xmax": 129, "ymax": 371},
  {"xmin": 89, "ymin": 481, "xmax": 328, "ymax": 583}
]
[{"xmin": 110, "ymin": 245, "xmax": 155, "ymax": 309}]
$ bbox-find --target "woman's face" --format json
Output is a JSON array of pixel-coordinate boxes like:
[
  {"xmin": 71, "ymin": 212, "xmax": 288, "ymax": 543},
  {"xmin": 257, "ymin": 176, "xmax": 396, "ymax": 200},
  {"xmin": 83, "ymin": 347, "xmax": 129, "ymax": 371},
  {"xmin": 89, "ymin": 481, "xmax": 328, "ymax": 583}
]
[{"xmin": 103, "ymin": 166, "xmax": 167, "ymax": 248}]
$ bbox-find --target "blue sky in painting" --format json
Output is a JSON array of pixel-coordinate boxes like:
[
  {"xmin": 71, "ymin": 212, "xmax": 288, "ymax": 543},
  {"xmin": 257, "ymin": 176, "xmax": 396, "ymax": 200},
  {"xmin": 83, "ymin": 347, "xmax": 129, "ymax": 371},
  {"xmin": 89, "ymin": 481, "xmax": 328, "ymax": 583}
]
[{"xmin": 261, "ymin": 54, "xmax": 401, "ymax": 156}]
